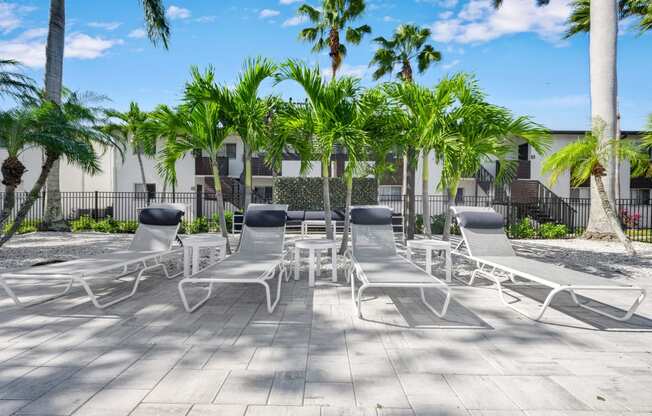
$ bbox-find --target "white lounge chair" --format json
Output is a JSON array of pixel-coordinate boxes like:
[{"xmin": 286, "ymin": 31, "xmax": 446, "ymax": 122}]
[
  {"xmin": 346, "ymin": 206, "xmax": 452, "ymax": 319},
  {"xmin": 178, "ymin": 205, "xmax": 288, "ymax": 313},
  {"xmin": 451, "ymin": 206, "xmax": 647, "ymax": 321},
  {"xmin": 0, "ymin": 206, "xmax": 185, "ymax": 309}
]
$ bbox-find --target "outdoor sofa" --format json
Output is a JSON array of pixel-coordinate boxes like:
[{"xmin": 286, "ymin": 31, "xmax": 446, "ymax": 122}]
[
  {"xmin": 451, "ymin": 206, "xmax": 647, "ymax": 321},
  {"xmin": 0, "ymin": 205, "xmax": 185, "ymax": 309}
]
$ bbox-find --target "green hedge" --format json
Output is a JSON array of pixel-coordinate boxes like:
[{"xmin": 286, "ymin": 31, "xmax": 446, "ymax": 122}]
[{"xmin": 272, "ymin": 177, "xmax": 378, "ymax": 211}]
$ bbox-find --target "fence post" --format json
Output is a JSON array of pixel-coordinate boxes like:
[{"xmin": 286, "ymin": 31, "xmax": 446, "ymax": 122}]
[
  {"xmin": 196, "ymin": 187, "xmax": 203, "ymax": 219},
  {"xmin": 93, "ymin": 191, "xmax": 99, "ymax": 220}
]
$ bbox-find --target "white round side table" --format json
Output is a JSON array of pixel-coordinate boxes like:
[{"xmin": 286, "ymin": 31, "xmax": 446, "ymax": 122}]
[
  {"xmin": 406, "ymin": 239, "xmax": 452, "ymax": 282},
  {"xmin": 294, "ymin": 239, "xmax": 338, "ymax": 287},
  {"xmin": 182, "ymin": 234, "xmax": 227, "ymax": 277}
]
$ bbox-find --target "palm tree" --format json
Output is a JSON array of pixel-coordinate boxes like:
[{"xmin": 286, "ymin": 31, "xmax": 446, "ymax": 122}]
[
  {"xmin": 297, "ymin": 0, "xmax": 371, "ymax": 79},
  {"xmin": 369, "ymin": 24, "xmax": 441, "ymax": 240},
  {"xmin": 42, "ymin": 0, "xmax": 169, "ymax": 230},
  {"xmin": 160, "ymin": 67, "xmax": 233, "ymax": 253},
  {"xmin": 276, "ymin": 60, "xmax": 366, "ymax": 241},
  {"xmin": 230, "ymin": 57, "xmax": 277, "ymax": 210},
  {"xmin": 494, "ymin": 0, "xmax": 621, "ymax": 241},
  {"xmin": 0, "ymin": 109, "xmax": 37, "ymax": 227},
  {"xmin": 428, "ymin": 74, "xmax": 551, "ymax": 240},
  {"xmin": 141, "ymin": 104, "xmax": 188, "ymax": 198},
  {"xmin": 0, "ymin": 91, "xmax": 119, "ymax": 246},
  {"xmin": 106, "ymin": 102, "xmax": 155, "ymax": 194},
  {"xmin": 566, "ymin": 0, "xmax": 652, "ymax": 36},
  {"xmin": 0, "ymin": 60, "xmax": 37, "ymax": 100},
  {"xmin": 542, "ymin": 127, "xmax": 649, "ymax": 255}
]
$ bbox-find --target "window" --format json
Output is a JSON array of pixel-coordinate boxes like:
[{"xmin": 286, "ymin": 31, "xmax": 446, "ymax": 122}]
[
  {"xmin": 134, "ymin": 183, "xmax": 156, "ymax": 200},
  {"xmin": 218, "ymin": 143, "xmax": 236, "ymax": 159},
  {"xmin": 570, "ymin": 187, "xmax": 590, "ymax": 199},
  {"xmin": 379, "ymin": 185, "xmax": 402, "ymax": 197},
  {"xmin": 632, "ymin": 189, "xmax": 651, "ymax": 205}
]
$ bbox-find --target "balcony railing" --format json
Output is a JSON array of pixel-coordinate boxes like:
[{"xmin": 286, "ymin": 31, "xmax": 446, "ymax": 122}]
[
  {"xmin": 252, "ymin": 157, "xmax": 274, "ymax": 176},
  {"xmin": 195, "ymin": 156, "xmax": 229, "ymax": 176}
]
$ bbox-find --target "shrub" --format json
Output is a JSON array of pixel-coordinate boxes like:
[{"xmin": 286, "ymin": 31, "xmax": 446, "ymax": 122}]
[
  {"xmin": 91, "ymin": 217, "xmax": 119, "ymax": 233},
  {"xmin": 212, "ymin": 211, "xmax": 233, "ymax": 233},
  {"xmin": 620, "ymin": 209, "xmax": 641, "ymax": 228},
  {"xmin": 509, "ymin": 217, "xmax": 536, "ymax": 239},
  {"xmin": 415, "ymin": 214, "xmax": 424, "ymax": 234},
  {"xmin": 186, "ymin": 217, "xmax": 209, "ymax": 234},
  {"xmin": 3, "ymin": 219, "xmax": 40, "ymax": 235},
  {"xmin": 71, "ymin": 215, "xmax": 95, "ymax": 232},
  {"xmin": 117, "ymin": 220, "xmax": 139, "ymax": 234},
  {"xmin": 425, "ymin": 214, "xmax": 460, "ymax": 236},
  {"xmin": 538, "ymin": 222, "xmax": 569, "ymax": 239}
]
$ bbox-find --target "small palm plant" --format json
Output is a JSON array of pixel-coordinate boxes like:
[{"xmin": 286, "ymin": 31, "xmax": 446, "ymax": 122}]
[
  {"xmin": 542, "ymin": 126, "xmax": 650, "ymax": 255},
  {"xmin": 159, "ymin": 67, "xmax": 233, "ymax": 253},
  {"xmin": 276, "ymin": 59, "xmax": 367, "ymax": 242},
  {"xmin": 106, "ymin": 102, "xmax": 155, "ymax": 194},
  {"xmin": 297, "ymin": 0, "xmax": 371, "ymax": 79}
]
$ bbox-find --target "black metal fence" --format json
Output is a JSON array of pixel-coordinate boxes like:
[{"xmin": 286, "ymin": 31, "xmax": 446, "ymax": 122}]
[
  {"xmin": 378, "ymin": 195, "xmax": 651, "ymax": 242},
  {"xmin": 1, "ymin": 191, "xmax": 650, "ymax": 242}
]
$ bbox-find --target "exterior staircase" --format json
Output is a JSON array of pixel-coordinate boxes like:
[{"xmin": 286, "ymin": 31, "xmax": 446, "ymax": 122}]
[{"xmin": 508, "ymin": 180, "xmax": 576, "ymax": 227}]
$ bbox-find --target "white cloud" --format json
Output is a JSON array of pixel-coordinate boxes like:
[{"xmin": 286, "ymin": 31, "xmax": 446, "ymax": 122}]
[
  {"xmin": 430, "ymin": 0, "xmax": 571, "ymax": 44},
  {"xmin": 259, "ymin": 9, "xmax": 281, "ymax": 18},
  {"xmin": 166, "ymin": 5, "xmax": 191, "ymax": 20},
  {"xmin": 282, "ymin": 15, "xmax": 307, "ymax": 27},
  {"xmin": 0, "ymin": 2, "xmax": 28, "ymax": 33},
  {"xmin": 0, "ymin": 29, "xmax": 122, "ymax": 68},
  {"xmin": 322, "ymin": 64, "xmax": 367, "ymax": 80},
  {"xmin": 128, "ymin": 28, "xmax": 147, "ymax": 39},
  {"xmin": 65, "ymin": 33, "xmax": 123, "ymax": 59},
  {"xmin": 383, "ymin": 15, "xmax": 398, "ymax": 22},
  {"xmin": 441, "ymin": 59, "xmax": 460, "ymax": 70},
  {"xmin": 88, "ymin": 21, "xmax": 122, "ymax": 31},
  {"xmin": 280, "ymin": 0, "xmax": 301, "ymax": 4},
  {"xmin": 195, "ymin": 15, "xmax": 217, "ymax": 23}
]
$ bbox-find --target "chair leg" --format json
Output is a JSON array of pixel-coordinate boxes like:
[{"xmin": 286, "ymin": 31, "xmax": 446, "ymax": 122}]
[
  {"xmin": 262, "ymin": 266, "xmax": 283, "ymax": 313},
  {"xmin": 0, "ymin": 277, "xmax": 75, "ymax": 307},
  {"xmin": 79, "ymin": 264, "xmax": 159, "ymax": 309},
  {"xmin": 568, "ymin": 288, "xmax": 647, "ymax": 322},
  {"xmin": 178, "ymin": 279, "xmax": 213, "ymax": 313}
]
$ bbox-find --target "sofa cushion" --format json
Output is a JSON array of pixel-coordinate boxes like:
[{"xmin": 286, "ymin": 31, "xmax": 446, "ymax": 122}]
[{"xmin": 287, "ymin": 211, "xmax": 306, "ymax": 221}]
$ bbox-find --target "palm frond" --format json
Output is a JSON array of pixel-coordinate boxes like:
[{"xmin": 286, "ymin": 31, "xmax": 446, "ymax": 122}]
[{"xmin": 139, "ymin": 0, "xmax": 170, "ymax": 48}]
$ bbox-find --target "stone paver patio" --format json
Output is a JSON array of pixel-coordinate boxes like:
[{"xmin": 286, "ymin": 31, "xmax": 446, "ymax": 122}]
[{"xmin": 1, "ymin": 235, "xmax": 652, "ymax": 416}]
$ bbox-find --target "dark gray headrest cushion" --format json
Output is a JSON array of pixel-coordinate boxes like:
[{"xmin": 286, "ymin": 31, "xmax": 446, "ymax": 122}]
[
  {"xmin": 351, "ymin": 207, "xmax": 392, "ymax": 225},
  {"xmin": 244, "ymin": 210, "xmax": 287, "ymax": 228},
  {"xmin": 457, "ymin": 211, "xmax": 504, "ymax": 229},
  {"xmin": 139, "ymin": 208, "xmax": 184, "ymax": 226}
]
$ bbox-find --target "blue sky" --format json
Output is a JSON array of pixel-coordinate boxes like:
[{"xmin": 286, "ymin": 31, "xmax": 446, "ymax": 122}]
[{"xmin": 0, "ymin": 0, "xmax": 651, "ymax": 130}]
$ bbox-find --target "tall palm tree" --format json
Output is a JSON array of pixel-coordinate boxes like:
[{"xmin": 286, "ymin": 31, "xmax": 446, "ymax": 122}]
[
  {"xmin": 160, "ymin": 67, "xmax": 233, "ymax": 253},
  {"xmin": 106, "ymin": 102, "xmax": 155, "ymax": 193},
  {"xmin": 543, "ymin": 128, "xmax": 649, "ymax": 255},
  {"xmin": 369, "ymin": 24, "xmax": 441, "ymax": 240},
  {"xmin": 494, "ymin": 0, "xmax": 620, "ymax": 240},
  {"xmin": 297, "ymin": 0, "xmax": 371, "ymax": 79},
  {"xmin": 42, "ymin": 0, "xmax": 169, "ymax": 230},
  {"xmin": 0, "ymin": 91, "xmax": 119, "ymax": 246},
  {"xmin": 276, "ymin": 60, "xmax": 366, "ymax": 241},
  {"xmin": 566, "ymin": 0, "xmax": 652, "ymax": 36}
]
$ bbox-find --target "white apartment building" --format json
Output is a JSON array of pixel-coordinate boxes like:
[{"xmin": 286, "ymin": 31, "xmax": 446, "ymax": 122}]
[{"xmin": 2, "ymin": 131, "xmax": 650, "ymax": 206}]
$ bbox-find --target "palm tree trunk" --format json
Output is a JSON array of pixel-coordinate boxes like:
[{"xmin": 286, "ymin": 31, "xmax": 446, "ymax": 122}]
[
  {"xmin": 136, "ymin": 149, "xmax": 149, "ymax": 205},
  {"xmin": 592, "ymin": 174, "xmax": 636, "ymax": 255},
  {"xmin": 161, "ymin": 181, "xmax": 167, "ymax": 203},
  {"xmin": 322, "ymin": 158, "xmax": 333, "ymax": 240},
  {"xmin": 329, "ymin": 28, "xmax": 340, "ymax": 79},
  {"xmin": 0, "ymin": 184, "xmax": 16, "ymax": 230},
  {"xmin": 422, "ymin": 151, "xmax": 431, "ymax": 238},
  {"xmin": 42, "ymin": 0, "xmax": 67, "ymax": 232},
  {"xmin": 244, "ymin": 144, "xmax": 252, "ymax": 209},
  {"xmin": 586, "ymin": 0, "xmax": 619, "ymax": 239},
  {"xmin": 0, "ymin": 152, "xmax": 58, "ymax": 247},
  {"xmin": 211, "ymin": 157, "xmax": 231, "ymax": 254},
  {"xmin": 442, "ymin": 187, "xmax": 455, "ymax": 242},
  {"xmin": 406, "ymin": 148, "xmax": 416, "ymax": 240},
  {"xmin": 339, "ymin": 174, "xmax": 353, "ymax": 254}
]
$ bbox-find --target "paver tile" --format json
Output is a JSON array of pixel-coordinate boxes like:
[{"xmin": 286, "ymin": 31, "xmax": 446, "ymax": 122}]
[
  {"xmin": 213, "ymin": 370, "xmax": 274, "ymax": 405},
  {"xmin": 145, "ymin": 369, "xmax": 228, "ymax": 404}
]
